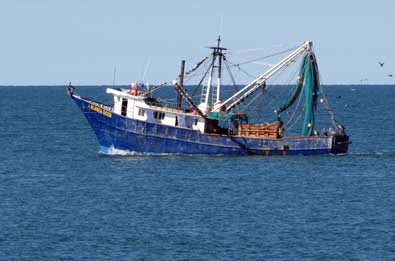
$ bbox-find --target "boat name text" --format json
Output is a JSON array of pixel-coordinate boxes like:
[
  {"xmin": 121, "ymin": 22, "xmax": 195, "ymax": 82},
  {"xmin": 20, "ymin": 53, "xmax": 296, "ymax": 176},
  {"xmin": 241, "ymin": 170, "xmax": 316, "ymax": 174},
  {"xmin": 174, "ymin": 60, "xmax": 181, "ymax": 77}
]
[{"xmin": 90, "ymin": 104, "xmax": 112, "ymax": 118}]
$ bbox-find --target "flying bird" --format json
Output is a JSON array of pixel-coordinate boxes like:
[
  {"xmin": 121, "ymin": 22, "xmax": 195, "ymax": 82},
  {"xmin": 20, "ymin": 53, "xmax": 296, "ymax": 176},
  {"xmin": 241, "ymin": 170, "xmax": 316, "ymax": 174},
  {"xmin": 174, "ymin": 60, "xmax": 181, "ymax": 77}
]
[
  {"xmin": 388, "ymin": 74, "xmax": 393, "ymax": 77},
  {"xmin": 379, "ymin": 61, "xmax": 385, "ymax": 67}
]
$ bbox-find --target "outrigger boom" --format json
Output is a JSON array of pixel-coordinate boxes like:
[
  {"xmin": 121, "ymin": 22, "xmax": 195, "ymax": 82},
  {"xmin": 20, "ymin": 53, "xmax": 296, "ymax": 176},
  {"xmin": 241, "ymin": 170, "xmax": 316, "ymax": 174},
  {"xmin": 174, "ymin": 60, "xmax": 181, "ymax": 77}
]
[{"xmin": 219, "ymin": 41, "xmax": 312, "ymax": 113}]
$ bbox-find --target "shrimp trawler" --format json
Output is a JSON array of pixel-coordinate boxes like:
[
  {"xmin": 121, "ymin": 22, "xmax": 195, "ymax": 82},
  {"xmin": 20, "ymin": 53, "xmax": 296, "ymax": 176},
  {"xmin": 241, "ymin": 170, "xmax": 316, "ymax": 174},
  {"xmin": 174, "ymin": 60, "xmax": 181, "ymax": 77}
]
[{"xmin": 67, "ymin": 37, "xmax": 350, "ymax": 155}]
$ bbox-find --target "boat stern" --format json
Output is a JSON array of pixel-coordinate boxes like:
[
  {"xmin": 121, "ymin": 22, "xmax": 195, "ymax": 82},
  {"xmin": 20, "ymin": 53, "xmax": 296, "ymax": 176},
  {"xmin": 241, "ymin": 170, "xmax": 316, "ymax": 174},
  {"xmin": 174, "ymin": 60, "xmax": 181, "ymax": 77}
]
[{"xmin": 331, "ymin": 133, "xmax": 351, "ymax": 154}]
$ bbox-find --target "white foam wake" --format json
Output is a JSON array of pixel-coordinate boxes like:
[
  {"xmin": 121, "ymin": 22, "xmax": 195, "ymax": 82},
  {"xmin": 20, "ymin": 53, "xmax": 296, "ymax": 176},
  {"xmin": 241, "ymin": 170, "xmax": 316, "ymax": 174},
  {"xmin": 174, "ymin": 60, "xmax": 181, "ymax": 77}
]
[{"xmin": 98, "ymin": 145, "xmax": 174, "ymax": 156}]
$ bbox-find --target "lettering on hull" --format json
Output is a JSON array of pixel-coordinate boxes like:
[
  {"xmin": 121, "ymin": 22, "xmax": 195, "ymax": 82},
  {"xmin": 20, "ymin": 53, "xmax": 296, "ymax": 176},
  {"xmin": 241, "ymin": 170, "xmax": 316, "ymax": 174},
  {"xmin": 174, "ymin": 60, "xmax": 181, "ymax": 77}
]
[{"xmin": 90, "ymin": 104, "xmax": 112, "ymax": 118}]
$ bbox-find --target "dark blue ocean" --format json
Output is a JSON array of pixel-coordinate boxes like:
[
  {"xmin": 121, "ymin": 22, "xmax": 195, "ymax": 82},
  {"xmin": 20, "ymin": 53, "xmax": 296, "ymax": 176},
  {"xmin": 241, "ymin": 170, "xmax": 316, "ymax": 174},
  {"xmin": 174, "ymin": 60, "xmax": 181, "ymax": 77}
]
[{"xmin": 1, "ymin": 85, "xmax": 394, "ymax": 260}]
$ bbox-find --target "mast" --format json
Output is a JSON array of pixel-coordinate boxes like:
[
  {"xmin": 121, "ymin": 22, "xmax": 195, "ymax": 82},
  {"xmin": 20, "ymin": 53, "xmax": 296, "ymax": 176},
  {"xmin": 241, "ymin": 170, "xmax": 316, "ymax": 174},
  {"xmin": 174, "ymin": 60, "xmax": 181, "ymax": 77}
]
[
  {"xmin": 201, "ymin": 36, "xmax": 227, "ymax": 109},
  {"xmin": 177, "ymin": 60, "xmax": 185, "ymax": 109},
  {"xmin": 204, "ymin": 56, "xmax": 216, "ymax": 106},
  {"xmin": 216, "ymin": 35, "xmax": 223, "ymax": 104}
]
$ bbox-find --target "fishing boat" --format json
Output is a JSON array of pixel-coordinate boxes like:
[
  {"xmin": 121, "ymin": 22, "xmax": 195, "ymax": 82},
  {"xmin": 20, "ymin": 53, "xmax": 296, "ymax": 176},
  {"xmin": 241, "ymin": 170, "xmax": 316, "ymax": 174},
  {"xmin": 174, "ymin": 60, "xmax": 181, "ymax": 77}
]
[{"xmin": 67, "ymin": 37, "xmax": 350, "ymax": 155}]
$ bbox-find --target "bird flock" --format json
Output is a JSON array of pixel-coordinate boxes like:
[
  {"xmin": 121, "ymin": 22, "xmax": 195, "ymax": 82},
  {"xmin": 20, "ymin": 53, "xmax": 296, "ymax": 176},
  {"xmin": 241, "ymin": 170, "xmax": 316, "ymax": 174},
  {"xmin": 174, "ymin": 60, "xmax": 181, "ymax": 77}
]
[
  {"xmin": 360, "ymin": 61, "xmax": 393, "ymax": 82},
  {"xmin": 378, "ymin": 61, "xmax": 393, "ymax": 77}
]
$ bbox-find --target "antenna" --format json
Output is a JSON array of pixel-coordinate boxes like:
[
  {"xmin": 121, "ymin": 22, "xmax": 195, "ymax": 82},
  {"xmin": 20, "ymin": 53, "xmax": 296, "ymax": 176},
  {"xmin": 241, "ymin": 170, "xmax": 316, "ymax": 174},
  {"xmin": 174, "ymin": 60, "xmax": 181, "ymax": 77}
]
[
  {"xmin": 142, "ymin": 57, "xmax": 151, "ymax": 82},
  {"xmin": 219, "ymin": 15, "xmax": 224, "ymax": 36},
  {"xmin": 112, "ymin": 65, "xmax": 116, "ymax": 88}
]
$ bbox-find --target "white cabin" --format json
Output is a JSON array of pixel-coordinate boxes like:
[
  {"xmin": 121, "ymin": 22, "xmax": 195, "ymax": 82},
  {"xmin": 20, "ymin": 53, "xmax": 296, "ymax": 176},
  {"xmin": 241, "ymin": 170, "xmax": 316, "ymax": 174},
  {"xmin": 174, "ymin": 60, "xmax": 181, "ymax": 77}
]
[{"xmin": 106, "ymin": 88, "xmax": 206, "ymax": 132}]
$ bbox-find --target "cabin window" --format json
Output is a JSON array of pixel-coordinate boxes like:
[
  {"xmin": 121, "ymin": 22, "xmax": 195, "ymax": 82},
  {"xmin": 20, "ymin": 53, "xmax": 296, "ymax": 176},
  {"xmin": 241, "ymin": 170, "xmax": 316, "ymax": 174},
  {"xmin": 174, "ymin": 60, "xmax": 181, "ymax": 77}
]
[
  {"xmin": 194, "ymin": 119, "xmax": 198, "ymax": 125},
  {"xmin": 175, "ymin": 116, "xmax": 178, "ymax": 126},
  {"xmin": 185, "ymin": 116, "xmax": 193, "ymax": 128},
  {"xmin": 138, "ymin": 108, "xmax": 145, "ymax": 116},
  {"xmin": 121, "ymin": 98, "xmax": 128, "ymax": 116},
  {"xmin": 153, "ymin": 111, "xmax": 165, "ymax": 120}
]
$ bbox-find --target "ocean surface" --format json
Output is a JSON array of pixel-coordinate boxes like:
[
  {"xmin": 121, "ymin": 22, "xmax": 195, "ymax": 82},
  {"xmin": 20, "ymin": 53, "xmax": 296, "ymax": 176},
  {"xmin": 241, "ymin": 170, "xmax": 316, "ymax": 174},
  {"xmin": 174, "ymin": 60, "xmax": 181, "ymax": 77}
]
[{"xmin": 0, "ymin": 85, "xmax": 394, "ymax": 260}]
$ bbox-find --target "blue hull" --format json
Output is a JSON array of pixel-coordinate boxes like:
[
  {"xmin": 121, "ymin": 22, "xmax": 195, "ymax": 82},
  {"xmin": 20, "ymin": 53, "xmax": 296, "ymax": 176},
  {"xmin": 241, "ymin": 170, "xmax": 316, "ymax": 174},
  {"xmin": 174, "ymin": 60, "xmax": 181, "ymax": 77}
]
[{"xmin": 71, "ymin": 94, "xmax": 349, "ymax": 156}]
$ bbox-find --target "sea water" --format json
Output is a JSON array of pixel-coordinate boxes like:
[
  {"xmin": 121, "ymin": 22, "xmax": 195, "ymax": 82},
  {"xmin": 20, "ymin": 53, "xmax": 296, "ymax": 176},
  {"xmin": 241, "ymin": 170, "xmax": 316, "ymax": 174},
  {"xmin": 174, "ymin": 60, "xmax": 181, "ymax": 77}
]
[{"xmin": 0, "ymin": 85, "xmax": 394, "ymax": 260}]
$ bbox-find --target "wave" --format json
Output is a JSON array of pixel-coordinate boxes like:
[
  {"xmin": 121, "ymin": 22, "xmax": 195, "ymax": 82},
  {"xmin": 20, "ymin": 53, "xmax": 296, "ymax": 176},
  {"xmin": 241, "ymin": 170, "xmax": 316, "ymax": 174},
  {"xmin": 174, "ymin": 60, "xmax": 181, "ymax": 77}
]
[
  {"xmin": 98, "ymin": 146, "xmax": 231, "ymax": 157},
  {"xmin": 347, "ymin": 151, "xmax": 395, "ymax": 157},
  {"xmin": 98, "ymin": 145, "xmax": 395, "ymax": 158},
  {"xmin": 98, "ymin": 145, "xmax": 173, "ymax": 156}
]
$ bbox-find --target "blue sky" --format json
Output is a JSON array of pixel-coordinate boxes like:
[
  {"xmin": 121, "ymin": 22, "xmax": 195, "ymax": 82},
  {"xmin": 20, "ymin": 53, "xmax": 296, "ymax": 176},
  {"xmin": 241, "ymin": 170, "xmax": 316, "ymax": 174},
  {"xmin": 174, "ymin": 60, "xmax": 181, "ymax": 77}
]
[{"xmin": 0, "ymin": 0, "xmax": 394, "ymax": 85}]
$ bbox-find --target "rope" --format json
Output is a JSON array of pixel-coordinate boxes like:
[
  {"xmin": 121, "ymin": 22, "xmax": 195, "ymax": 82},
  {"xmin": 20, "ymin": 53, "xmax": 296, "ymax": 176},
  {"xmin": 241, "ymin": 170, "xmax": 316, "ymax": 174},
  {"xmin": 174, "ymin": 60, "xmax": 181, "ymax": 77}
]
[
  {"xmin": 225, "ymin": 58, "xmax": 257, "ymax": 79},
  {"xmin": 185, "ymin": 56, "xmax": 208, "ymax": 75},
  {"xmin": 223, "ymin": 58, "xmax": 238, "ymax": 92},
  {"xmin": 190, "ymin": 57, "xmax": 217, "ymax": 98},
  {"xmin": 184, "ymin": 58, "xmax": 210, "ymax": 83},
  {"xmin": 285, "ymin": 105, "xmax": 304, "ymax": 132},
  {"xmin": 284, "ymin": 83, "xmax": 305, "ymax": 128},
  {"xmin": 263, "ymin": 56, "xmax": 306, "ymax": 110},
  {"xmin": 229, "ymin": 46, "xmax": 298, "ymax": 67},
  {"xmin": 244, "ymin": 87, "xmax": 266, "ymax": 109}
]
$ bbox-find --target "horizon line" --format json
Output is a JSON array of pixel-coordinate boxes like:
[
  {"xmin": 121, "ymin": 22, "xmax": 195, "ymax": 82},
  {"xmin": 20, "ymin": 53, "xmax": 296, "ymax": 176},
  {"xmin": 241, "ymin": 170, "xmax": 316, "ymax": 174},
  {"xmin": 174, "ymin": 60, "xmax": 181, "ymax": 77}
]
[{"xmin": 1, "ymin": 83, "xmax": 395, "ymax": 87}]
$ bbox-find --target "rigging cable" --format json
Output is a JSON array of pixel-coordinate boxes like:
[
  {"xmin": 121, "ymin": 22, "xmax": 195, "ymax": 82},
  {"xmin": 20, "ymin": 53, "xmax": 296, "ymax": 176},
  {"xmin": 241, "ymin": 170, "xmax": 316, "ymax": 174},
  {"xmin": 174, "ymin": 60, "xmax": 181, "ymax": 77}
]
[
  {"xmin": 284, "ymin": 83, "xmax": 305, "ymax": 130},
  {"xmin": 317, "ymin": 76, "xmax": 343, "ymax": 132},
  {"xmin": 190, "ymin": 57, "xmax": 217, "ymax": 98},
  {"xmin": 226, "ymin": 58, "xmax": 288, "ymax": 113},
  {"xmin": 228, "ymin": 46, "xmax": 299, "ymax": 67},
  {"xmin": 223, "ymin": 57, "xmax": 239, "ymax": 93},
  {"xmin": 184, "ymin": 58, "xmax": 210, "ymax": 83},
  {"xmin": 185, "ymin": 56, "xmax": 209, "ymax": 75},
  {"xmin": 266, "ymin": 59, "xmax": 303, "ymax": 109},
  {"xmin": 226, "ymin": 58, "xmax": 257, "ymax": 79}
]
